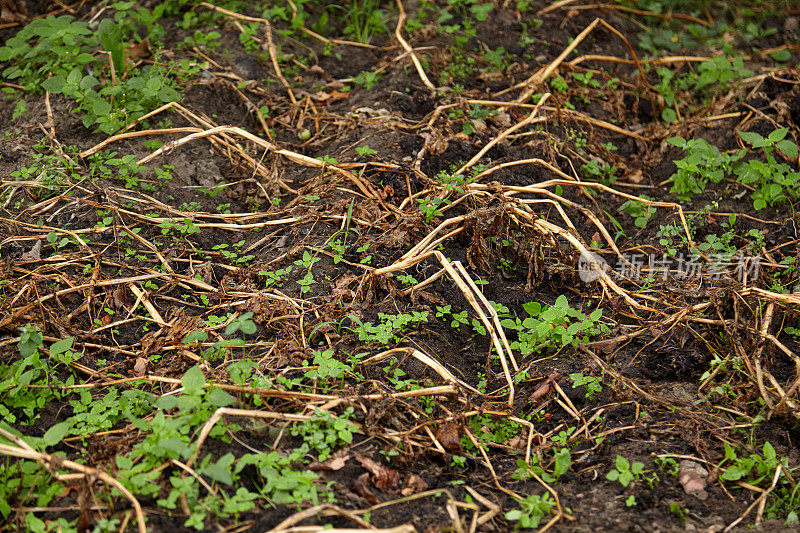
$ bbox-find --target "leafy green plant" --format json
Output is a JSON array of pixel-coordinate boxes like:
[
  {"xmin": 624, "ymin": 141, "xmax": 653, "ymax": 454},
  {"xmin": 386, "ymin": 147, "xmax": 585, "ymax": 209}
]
[
  {"xmin": 355, "ymin": 145, "xmax": 376, "ymax": 156},
  {"xmin": 694, "ymin": 52, "xmax": 752, "ymax": 91},
  {"xmin": 44, "ymin": 64, "xmax": 181, "ymax": 134},
  {"xmin": 667, "ymin": 136, "xmax": 745, "ymax": 201},
  {"xmin": 606, "ymin": 455, "xmax": 657, "ymax": 488},
  {"xmin": 290, "ymin": 407, "xmax": 357, "ymax": 461},
  {"xmin": 294, "ymin": 250, "xmax": 321, "ymax": 294},
  {"xmin": 305, "ymin": 349, "xmax": 352, "ymax": 387},
  {"xmin": 618, "ymin": 196, "xmax": 656, "ymax": 229},
  {"xmin": 339, "ymin": 0, "xmax": 389, "ymax": 44},
  {"xmin": 353, "ymin": 311, "xmax": 429, "ymax": 345},
  {"xmin": 736, "ymin": 128, "xmax": 799, "ymax": 210},
  {"xmin": 0, "ymin": 326, "xmax": 68, "ymax": 424},
  {"xmin": 570, "ymin": 372, "xmax": 603, "ymax": 399},
  {"xmin": 505, "ymin": 492, "xmax": 554, "ymax": 530},
  {"xmin": 717, "ymin": 441, "xmax": 800, "ymax": 523},
  {"xmin": 353, "ymin": 69, "xmax": 380, "ymax": 88},
  {"xmin": 0, "ymin": 15, "xmax": 96, "ymax": 91},
  {"xmin": 581, "ymin": 159, "xmax": 618, "ymax": 185},
  {"xmin": 501, "ymin": 296, "xmax": 608, "ymax": 356},
  {"xmin": 259, "ymin": 265, "xmax": 293, "ymax": 288},
  {"xmin": 668, "ymin": 129, "xmax": 799, "ymax": 209}
]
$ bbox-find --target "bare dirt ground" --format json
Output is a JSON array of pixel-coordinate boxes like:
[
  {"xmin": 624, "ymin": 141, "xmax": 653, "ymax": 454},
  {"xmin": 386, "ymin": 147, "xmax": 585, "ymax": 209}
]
[{"xmin": 2, "ymin": 1, "xmax": 800, "ymax": 532}]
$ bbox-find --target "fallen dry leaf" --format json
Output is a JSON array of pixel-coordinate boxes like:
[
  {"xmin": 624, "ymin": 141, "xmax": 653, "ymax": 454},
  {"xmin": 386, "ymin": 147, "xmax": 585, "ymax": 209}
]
[
  {"xmin": 315, "ymin": 90, "xmax": 349, "ymax": 105},
  {"xmin": 112, "ymin": 286, "xmax": 130, "ymax": 310},
  {"xmin": 20, "ymin": 240, "xmax": 41, "ymax": 262},
  {"xmin": 627, "ymin": 169, "xmax": 644, "ymax": 183},
  {"xmin": 331, "ymin": 272, "xmax": 358, "ymax": 300},
  {"xmin": 355, "ymin": 454, "xmax": 402, "ymax": 493},
  {"xmin": 401, "ymin": 473, "xmax": 428, "ymax": 496},
  {"xmin": 435, "ymin": 421, "xmax": 462, "ymax": 452},
  {"xmin": 133, "ymin": 357, "xmax": 148, "ymax": 376},
  {"xmin": 127, "ymin": 39, "xmax": 151, "ymax": 59},
  {"xmin": 309, "ymin": 450, "xmax": 350, "ymax": 471},
  {"xmin": 528, "ymin": 371, "xmax": 562, "ymax": 402},
  {"xmin": 353, "ymin": 472, "xmax": 377, "ymax": 503},
  {"xmin": 679, "ymin": 460, "xmax": 708, "ymax": 496}
]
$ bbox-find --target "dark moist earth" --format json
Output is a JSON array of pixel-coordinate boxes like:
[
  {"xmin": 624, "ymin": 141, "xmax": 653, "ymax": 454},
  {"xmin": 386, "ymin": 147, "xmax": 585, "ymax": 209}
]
[{"xmin": 1, "ymin": 1, "xmax": 800, "ymax": 532}]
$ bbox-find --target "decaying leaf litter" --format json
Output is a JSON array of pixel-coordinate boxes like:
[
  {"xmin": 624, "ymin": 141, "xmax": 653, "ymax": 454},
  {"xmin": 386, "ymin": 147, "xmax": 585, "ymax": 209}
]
[{"xmin": 1, "ymin": 0, "xmax": 800, "ymax": 531}]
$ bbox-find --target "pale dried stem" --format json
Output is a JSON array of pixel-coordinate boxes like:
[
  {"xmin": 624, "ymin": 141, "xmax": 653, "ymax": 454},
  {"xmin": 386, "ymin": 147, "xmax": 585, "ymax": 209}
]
[
  {"xmin": 395, "ymin": 0, "xmax": 436, "ymax": 91},
  {"xmin": 0, "ymin": 443, "xmax": 146, "ymax": 533},
  {"xmin": 454, "ymin": 93, "xmax": 551, "ymax": 176}
]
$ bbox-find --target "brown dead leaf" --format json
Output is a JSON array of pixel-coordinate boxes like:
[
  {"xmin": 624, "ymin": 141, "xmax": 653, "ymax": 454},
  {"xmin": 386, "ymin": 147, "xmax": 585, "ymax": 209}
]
[
  {"xmin": 436, "ymin": 421, "xmax": 462, "ymax": 452},
  {"xmin": 332, "ymin": 272, "xmax": 358, "ymax": 300},
  {"xmin": 679, "ymin": 460, "xmax": 708, "ymax": 497},
  {"xmin": 353, "ymin": 472, "xmax": 377, "ymax": 503},
  {"xmin": 127, "ymin": 39, "xmax": 151, "ymax": 59},
  {"xmin": 401, "ymin": 473, "xmax": 428, "ymax": 496},
  {"xmin": 133, "ymin": 357, "xmax": 148, "ymax": 376},
  {"xmin": 528, "ymin": 371, "xmax": 562, "ymax": 402},
  {"xmin": 316, "ymin": 90, "xmax": 349, "ymax": 105},
  {"xmin": 627, "ymin": 169, "xmax": 644, "ymax": 183},
  {"xmin": 324, "ymin": 80, "xmax": 346, "ymax": 91},
  {"xmin": 478, "ymin": 70, "xmax": 504, "ymax": 82},
  {"xmin": 20, "ymin": 240, "xmax": 41, "ymax": 262},
  {"xmin": 112, "ymin": 286, "xmax": 130, "ymax": 310},
  {"xmin": 381, "ymin": 184, "xmax": 395, "ymax": 199},
  {"xmin": 309, "ymin": 450, "xmax": 350, "ymax": 471},
  {"xmin": 355, "ymin": 454, "xmax": 402, "ymax": 493},
  {"xmin": 307, "ymin": 65, "xmax": 326, "ymax": 77},
  {"xmin": 595, "ymin": 339, "xmax": 619, "ymax": 355}
]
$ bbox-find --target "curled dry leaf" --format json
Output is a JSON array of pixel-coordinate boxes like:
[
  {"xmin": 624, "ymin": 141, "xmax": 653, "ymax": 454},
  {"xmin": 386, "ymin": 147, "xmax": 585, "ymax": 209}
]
[
  {"xmin": 353, "ymin": 472, "xmax": 377, "ymax": 503},
  {"xmin": 127, "ymin": 39, "xmax": 151, "ymax": 59},
  {"xmin": 331, "ymin": 272, "xmax": 358, "ymax": 300},
  {"xmin": 435, "ymin": 421, "xmax": 462, "ymax": 453},
  {"xmin": 679, "ymin": 460, "xmax": 708, "ymax": 496},
  {"xmin": 401, "ymin": 473, "xmax": 428, "ymax": 496},
  {"xmin": 133, "ymin": 357, "xmax": 148, "ymax": 376},
  {"xmin": 627, "ymin": 169, "xmax": 644, "ymax": 183},
  {"xmin": 20, "ymin": 240, "xmax": 41, "ymax": 262},
  {"xmin": 309, "ymin": 450, "xmax": 350, "ymax": 471},
  {"xmin": 528, "ymin": 371, "xmax": 562, "ymax": 403},
  {"xmin": 355, "ymin": 454, "xmax": 402, "ymax": 493},
  {"xmin": 112, "ymin": 286, "xmax": 130, "ymax": 310}
]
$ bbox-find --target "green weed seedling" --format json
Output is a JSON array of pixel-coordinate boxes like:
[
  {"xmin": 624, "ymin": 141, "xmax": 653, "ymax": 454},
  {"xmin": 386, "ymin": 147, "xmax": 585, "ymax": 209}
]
[
  {"xmin": 417, "ymin": 164, "xmax": 484, "ymax": 222},
  {"xmin": 514, "ymin": 448, "xmax": 572, "ymax": 484},
  {"xmin": 570, "ymin": 372, "xmax": 603, "ymax": 399},
  {"xmin": 339, "ymin": 0, "xmax": 389, "ymax": 44},
  {"xmin": 669, "ymin": 129, "xmax": 799, "ymax": 209},
  {"xmin": 260, "ymin": 265, "xmax": 293, "ymax": 288},
  {"xmin": 290, "ymin": 407, "xmax": 357, "ymax": 461},
  {"xmin": 505, "ymin": 492, "xmax": 554, "ymax": 530},
  {"xmin": 618, "ymin": 196, "xmax": 656, "ymax": 229},
  {"xmin": 717, "ymin": 441, "xmax": 800, "ymax": 524},
  {"xmin": 581, "ymin": 159, "xmax": 618, "ymax": 186},
  {"xmin": 501, "ymin": 295, "xmax": 608, "ymax": 356},
  {"xmin": 736, "ymin": 128, "xmax": 799, "ymax": 210},
  {"xmin": 694, "ymin": 51, "xmax": 752, "ymax": 92},
  {"xmin": 353, "ymin": 310, "xmax": 429, "ymax": 345},
  {"xmin": 305, "ymin": 349, "xmax": 352, "ymax": 390},
  {"xmin": 0, "ymin": 326, "xmax": 69, "ymax": 424},
  {"xmin": 294, "ymin": 250, "xmax": 321, "ymax": 294},
  {"xmin": 353, "ymin": 70, "xmax": 380, "ymax": 88},
  {"xmin": 667, "ymin": 136, "xmax": 745, "ymax": 201},
  {"xmin": 607, "ymin": 455, "xmax": 658, "ymax": 489}
]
